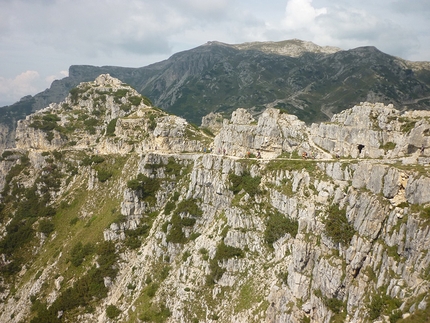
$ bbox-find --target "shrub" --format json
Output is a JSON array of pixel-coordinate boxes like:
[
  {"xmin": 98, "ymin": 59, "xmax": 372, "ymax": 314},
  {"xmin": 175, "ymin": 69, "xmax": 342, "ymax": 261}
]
[
  {"xmin": 70, "ymin": 242, "xmax": 94, "ymax": 267},
  {"xmin": 106, "ymin": 305, "xmax": 121, "ymax": 319},
  {"xmin": 228, "ymin": 171, "xmax": 261, "ymax": 196},
  {"xmin": 129, "ymin": 96, "xmax": 142, "ymax": 106},
  {"xmin": 106, "ymin": 118, "xmax": 117, "ymax": 136},
  {"xmin": 324, "ymin": 204, "xmax": 355, "ymax": 245},
  {"xmin": 113, "ymin": 89, "xmax": 129, "ymax": 103},
  {"xmin": 380, "ymin": 141, "xmax": 396, "ymax": 151},
  {"xmin": 164, "ymin": 201, "xmax": 175, "ymax": 215},
  {"xmin": 38, "ymin": 220, "xmax": 55, "ymax": 236},
  {"xmin": 264, "ymin": 211, "xmax": 298, "ymax": 247},
  {"xmin": 165, "ymin": 157, "xmax": 182, "ymax": 176},
  {"xmin": 82, "ymin": 155, "xmax": 105, "ymax": 166},
  {"xmin": 142, "ymin": 96, "xmax": 153, "ymax": 106},
  {"xmin": 207, "ymin": 241, "xmax": 244, "ymax": 285},
  {"xmin": 146, "ymin": 283, "xmax": 159, "ymax": 297},
  {"xmin": 175, "ymin": 198, "xmax": 202, "ymax": 217},
  {"xmin": 127, "ymin": 173, "xmax": 160, "ymax": 204},
  {"xmin": 97, "ymin": 169, "xmax": 113, "ymax": 182},
  {"xmin": 139, "ymin": 302, "xmax": 171, "ymax": 323}
]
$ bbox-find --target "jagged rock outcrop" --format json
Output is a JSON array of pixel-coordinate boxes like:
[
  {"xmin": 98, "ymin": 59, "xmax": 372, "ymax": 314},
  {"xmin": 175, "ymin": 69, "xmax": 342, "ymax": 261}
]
[
  {"xmin": 310, "ymin": 102, "xmax": 430, "ymax": 159},
  {"xmin": 14, "ymin": 74, "xmax": 207, "ymax": 155},
  {"xmin": 0, "ymin": 77, "xmax": 430, "ymax": 323}
]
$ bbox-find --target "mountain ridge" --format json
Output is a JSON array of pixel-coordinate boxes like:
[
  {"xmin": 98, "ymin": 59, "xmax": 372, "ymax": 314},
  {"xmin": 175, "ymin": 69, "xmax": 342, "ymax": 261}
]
[{"xmin": 1, "ymin": 39, "xmax": 430, "ymax": 151}]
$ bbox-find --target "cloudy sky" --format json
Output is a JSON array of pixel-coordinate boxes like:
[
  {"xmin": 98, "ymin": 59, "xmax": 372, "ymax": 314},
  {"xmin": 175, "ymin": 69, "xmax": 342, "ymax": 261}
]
[{"xmin": 1, "ymin": 0, "xmax": 429, "ymax": 107}]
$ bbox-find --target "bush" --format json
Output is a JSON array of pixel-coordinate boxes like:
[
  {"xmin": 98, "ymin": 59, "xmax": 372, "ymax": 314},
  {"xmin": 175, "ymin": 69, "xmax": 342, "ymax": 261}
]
[
  {"xmin": 324, "ymin": 204, "xmax": 355, "ymax": 245},
  {"xmin": 38, "ymin": 220, "xmax": 55, "ymax": 236},
  {"xmin": 97, "ymin": 169, "xmax": 113, "ymax": 182},
  {"xmin": 264, "ymin": 211, "xmax": 298, "ymax": 247},
  {"xmin": 207, "ymin": 241, "xmax": 244, "ymax": 285},
  {"xmin": 126, "ymin": 173, "xmax": 160, "ymax": 204},
  {"xmin": 175, "ymin": 198, "xmax": 202, "ymax": 217},
  {"xmin": 106, "ymin": 304, "xmax": 121, "ymax": 319},
  {"xmin": 228, "ymin": 171, "xmax": 261, "ymax": 196},
  {"xmin": 70, "ymin": 242, "xmax": 94, "ymax": 267},
  {"xmin": 146, "ymin": 283, "xmax": 159, "ymax": 297},
  {"xmin": 139, "ymin": 303, "xmax": 171, "ymax": 323},
  {"xmin": 106, "ymin": 118, "xmax": 117, "ymax": 136},
  {"xmin": 129, "ymin": 96, "xmax": 142, "ymax": 106},
  {"xmin": 82, "ymin": 155, "xmax": 105, "ymax": 166}
]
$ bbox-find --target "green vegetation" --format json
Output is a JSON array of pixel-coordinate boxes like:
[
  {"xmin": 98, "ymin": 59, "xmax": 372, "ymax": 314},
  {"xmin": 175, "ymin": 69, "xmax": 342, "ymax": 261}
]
[
  {"xmin": 165, "ymin": 198, "xmax": 202, "ymax": 244},
  {"xmin": 139, "ymin": 302, "xmax": 171, "ymax": 323},
  {"xmin": 314, "ymin": 289, "xmax": 346, "ymax": 320},
  {"xmin": 106, "ymin": 118, "xmax": 118, "ymax": 137},
  {"xmin": 323, "ymin": 204, "xmax": 355, "ymax": 246},
  {"xmin": 106, "ymin": 304, "xmax": 121, "ymax": 319},
  {"xmin": 142, "ymin": 96, "xmax": 153, "ymax": 107},
  {"xmin": 38, "ymin": 219, "xmax": 55, "ymax": 236},
  {"xmin": 175, "ymin": 198, "xmax": 203, "ymax": 217},
  {"xmin": 264, "ymin": 211, "xmax": 298, "ymax": 247},
  {"xmin": 380, "ymin": 141, "xmax": 396, "ymax": 151},
  {"xmin": 410, "ymin": 204, "xmax": 430, "ymax": 223},
  {"xmin": 265, "ymin": 158, "xmax": 318, "ymax": 173},
  {"xmin": 70, "ymin": 241, "xmax": 94, "ymax": 267},
  {"xmin": 124, "ymin": 225, "xmax": 150, "ymax": 249},
  {"xmin": 399, "ymin": 117, "xmax": 417, "ymax": 134},
  {"xmin": 69, "ymin": 86, "xmax": 90, "ymax": 104},
  {"xmin": 113, "ymin": 89, "xmax": 129, "ymax": 103},
  {"xmin": 367, "ymin": 292, "xmax": 401, "ymax": 321},
  {"xmin": 397, "ymin": 303, "xmax": 430, "ymax": 323},
  {"xmin": 82, "ymin": 155, "xmax": 105, "ymax": 166},
  {"xmin": 127, "ymin": 173, "xmax": 160, "ymax": 205},
  {"xmin": 0, "ymin": 183, "xmax": 57, "ymax": 276},
  {"xmin": 30, "ymin": 241, "xmax": 118, "ymax": 323},
  {"xmin": 228, "ymin": 170, "xmax": 261, "ymax": 196},
  {"xmin": 96, "ymin": 168, "xmax": 113, "ymax": 182},
  {"xmin": 206, "ymin": 241, "xmax": 244, "ymax": 285},
  {"xmin": 129, "ymin": 95, "xmax": 142, "ymax": 106}
]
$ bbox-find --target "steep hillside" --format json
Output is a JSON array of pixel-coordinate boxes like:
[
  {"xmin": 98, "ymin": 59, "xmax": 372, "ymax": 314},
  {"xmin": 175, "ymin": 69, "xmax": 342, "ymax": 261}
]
[
  {"xmin": 1, "ymin": 39, "xmax": 430, "ymax": 151},
  {"xmin": 0, "ymin": 75, "xmax": 430, "ymax": 323}
]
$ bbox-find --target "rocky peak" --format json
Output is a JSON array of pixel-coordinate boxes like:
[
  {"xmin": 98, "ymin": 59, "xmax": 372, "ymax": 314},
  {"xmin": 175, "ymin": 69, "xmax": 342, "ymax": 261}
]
[
  {"xmin": 14, "ymin": 75, "xmax": 209, "ymax": 154},
  {"xmin": 231, "ymin": 39, "xmax": 342, "ymax": 57}
]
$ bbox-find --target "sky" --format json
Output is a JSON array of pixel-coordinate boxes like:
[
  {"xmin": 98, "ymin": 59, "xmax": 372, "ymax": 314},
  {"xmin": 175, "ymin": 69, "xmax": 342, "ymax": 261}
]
[{"xmin": 1, "ymin": 0, "xmax": 429, "ymax": 107}]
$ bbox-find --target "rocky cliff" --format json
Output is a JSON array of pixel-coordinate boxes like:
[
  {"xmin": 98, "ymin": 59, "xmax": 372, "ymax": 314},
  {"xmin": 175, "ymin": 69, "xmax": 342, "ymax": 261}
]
[{"xmin": 0, "ymin": 75, "xmax": 430, "ymax": 323}]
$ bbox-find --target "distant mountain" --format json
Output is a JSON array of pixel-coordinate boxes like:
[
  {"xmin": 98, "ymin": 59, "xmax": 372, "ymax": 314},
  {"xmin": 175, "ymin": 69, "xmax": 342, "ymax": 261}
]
[{"xmin": 1, "ymin": 39, "xmax": 430, "ymax": 148}]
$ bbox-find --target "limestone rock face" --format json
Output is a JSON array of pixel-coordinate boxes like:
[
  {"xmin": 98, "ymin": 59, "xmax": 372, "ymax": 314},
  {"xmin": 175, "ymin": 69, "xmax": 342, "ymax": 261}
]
[
  {"xmin": 201, "ymin": 112, "xmax": 224, "ymax": 134},
  {"xmin": 310, "ymin": 102, "xmax": 430, "ymax": 159},
  {"xmin": 1, "ymin": 89, "xmax": 430, "ymax": 323}
]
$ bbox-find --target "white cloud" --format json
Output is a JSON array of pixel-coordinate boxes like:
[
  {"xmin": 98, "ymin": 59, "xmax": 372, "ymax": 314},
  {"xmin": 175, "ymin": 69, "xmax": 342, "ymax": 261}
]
[
  {"xmin": 0, "ymin": 0, "xmax": 429, "ymax": 106},
  {"xmin": 282, "ymin": 0, "xmax": 327, "ymax": 30},
  {"xmin": 45, "ymin": 70, "xmax": 69, "ymax": 85},
  {"xmin": 0, "ymin": 71, "xmax": 41, "ymax": 104}
]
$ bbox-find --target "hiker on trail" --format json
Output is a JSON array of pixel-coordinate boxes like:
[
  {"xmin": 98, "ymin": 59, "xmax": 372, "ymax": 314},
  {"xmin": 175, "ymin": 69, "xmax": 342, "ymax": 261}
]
[
  {"xmin": 246, "ymin": 151, "xmax": 251, "ymax": 158},
  {"xmin": 257, "ymin": 151, "xmax": 261, "ymax": 159},
  {"xmin": 302, "ymin": 152, "xmax": 307, "ymax": 159}
]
